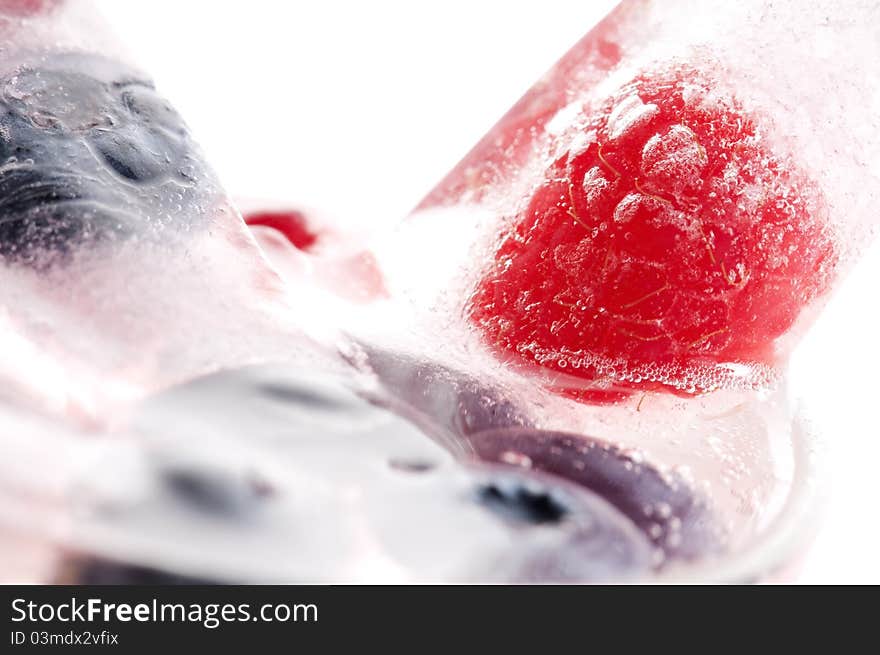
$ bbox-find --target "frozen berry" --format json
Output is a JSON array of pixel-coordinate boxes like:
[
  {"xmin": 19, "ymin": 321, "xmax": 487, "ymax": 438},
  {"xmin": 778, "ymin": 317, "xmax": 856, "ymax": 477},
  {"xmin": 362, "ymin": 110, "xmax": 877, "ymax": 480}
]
[
  {"xmin": 244, "ymin": 209, "xmax": 320, "ymax": 252},
  {"xmin": 468, "ymin": 64, "xmax": 837, "ymax": 401},
  {"xmin": 0, "ymin": 54, "xmax": 207, "ymax": 266},
  {"xmin": 242, "ymin": 205, "xmax": 388, "ymax": 302},
  {"xmin": 467, "ymin": 427, "xmax": 720, "ymax": 560},
  {"xmin": 129, "ymin": 367, "xmax": 654, "ymax": 582}
]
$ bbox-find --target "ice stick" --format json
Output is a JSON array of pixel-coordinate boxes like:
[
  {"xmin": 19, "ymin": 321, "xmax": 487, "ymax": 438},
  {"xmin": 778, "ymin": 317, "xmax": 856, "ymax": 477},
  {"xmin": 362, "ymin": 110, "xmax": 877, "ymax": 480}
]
[{"xmin": 406, "ymin": 0, "xmax": 880, "ymax": 402}]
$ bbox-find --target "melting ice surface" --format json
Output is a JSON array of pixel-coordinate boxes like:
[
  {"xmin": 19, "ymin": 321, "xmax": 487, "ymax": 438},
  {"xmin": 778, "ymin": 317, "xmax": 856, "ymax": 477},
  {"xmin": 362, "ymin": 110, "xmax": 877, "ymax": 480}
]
[{"xmin": 0, "ymin": 0, "xmax": 845, "ymax": 582}]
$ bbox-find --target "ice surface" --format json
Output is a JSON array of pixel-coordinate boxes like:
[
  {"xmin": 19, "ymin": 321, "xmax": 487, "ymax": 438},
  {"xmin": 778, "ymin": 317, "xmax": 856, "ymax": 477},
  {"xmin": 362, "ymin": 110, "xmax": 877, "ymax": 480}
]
[
  {"xmin": 1, "ymin": 0, "xmax": 870, "ymax": 582},
  {"xmin": 1, "ymin": 367, "xmax": 660, "ymax": 583}
]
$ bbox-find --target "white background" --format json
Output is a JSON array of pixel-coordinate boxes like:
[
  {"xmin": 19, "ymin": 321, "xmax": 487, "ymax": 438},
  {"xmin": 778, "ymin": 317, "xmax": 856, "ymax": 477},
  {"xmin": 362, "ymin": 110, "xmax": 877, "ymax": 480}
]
[{"xmin": 93, "ymin": 0, "xmax": 880, "ymax": 583}]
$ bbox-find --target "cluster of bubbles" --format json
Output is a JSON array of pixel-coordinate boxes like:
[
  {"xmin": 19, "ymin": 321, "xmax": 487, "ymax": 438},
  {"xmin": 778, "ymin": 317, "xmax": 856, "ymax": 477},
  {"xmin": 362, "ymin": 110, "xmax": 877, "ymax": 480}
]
[{"xmin": 528, "ymin": 345, "xmax": 777, "ymax": 395}]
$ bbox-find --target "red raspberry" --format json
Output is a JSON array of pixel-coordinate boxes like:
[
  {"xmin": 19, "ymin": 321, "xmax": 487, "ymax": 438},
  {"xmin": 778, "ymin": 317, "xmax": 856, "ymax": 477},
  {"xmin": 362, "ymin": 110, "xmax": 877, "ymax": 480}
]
[
  {"xmin": 468, "ymin": 64, "xmax": 838, "ymax": 402},
  {"xmin": 244, "ymin": 209, "xmax": 321, "ymax": 252},
  {"xmin": 241, "ymin": 205, "xmax": 388, "ymax": 303}
]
